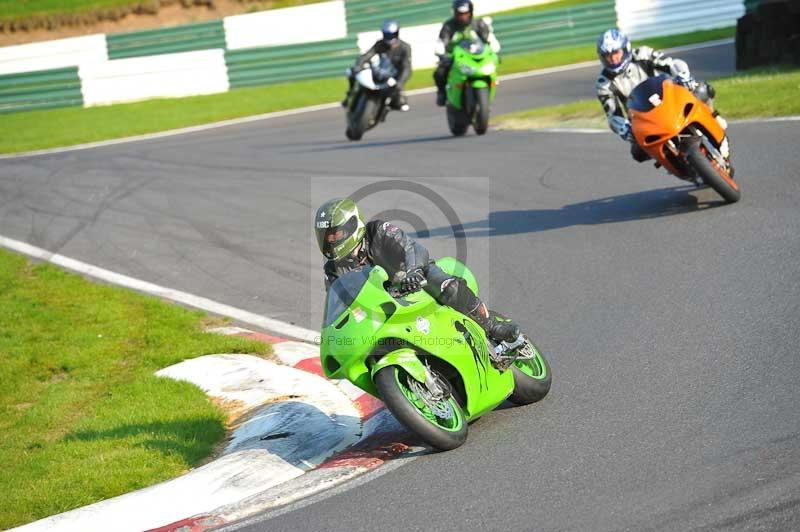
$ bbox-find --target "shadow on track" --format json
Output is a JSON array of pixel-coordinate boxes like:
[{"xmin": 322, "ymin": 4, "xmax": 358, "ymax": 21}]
[
  {"xmin": 419, "ymin": 185, "xmax": 725, "ymax": 238},
  {"xmin": 313, "ymin": 134, "xmax": 460, "ymax": 152}
]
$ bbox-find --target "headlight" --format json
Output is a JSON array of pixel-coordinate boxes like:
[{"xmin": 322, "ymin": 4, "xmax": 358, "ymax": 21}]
[
  {"xmin": 480, "ymin": 63, "xmax": 496, "ymax": 75},
  {"xmin": 459, "ymin": 64, "xmax": 476, "ymax": 76}
]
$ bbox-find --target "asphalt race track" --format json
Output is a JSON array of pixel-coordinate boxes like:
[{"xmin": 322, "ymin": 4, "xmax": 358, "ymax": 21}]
[{"xmin": 2, "ymin": 42, "xmax": 799, "ymax": 531}]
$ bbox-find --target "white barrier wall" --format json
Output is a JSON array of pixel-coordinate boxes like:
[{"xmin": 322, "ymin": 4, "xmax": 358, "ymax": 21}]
[
  {"xmin": 0, "ymin": 34, "xmax": 107, "ymax": 75},
  {"xmin": 79, "ymin": 49, "xmax": 229, "ymax": 107},
  {"xmin": 223, "ymin": 0, "xmax": 347, "ymax": 51},
  {"xmin": 474, "ymin": 0, "xmax": 553, "ymax": 16},
  {"xmin": 357, "ymin": 23, "xmax": 442, "ymax": 70},
  {"xmin": 617, "ymin": 0, "xmax": 744, "ymax": 39}
]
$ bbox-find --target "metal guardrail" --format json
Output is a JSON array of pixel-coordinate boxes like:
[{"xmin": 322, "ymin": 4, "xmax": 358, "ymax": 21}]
[
  {"xmin": 493, "ymin": 1, "xmax": 616, "ymax": 56},
  {"xmin": 345, "ymin": 0, "xmax": 449, "ymax": 34},
  {"xmin": 225, "ymin": 37, "xmax": 359, "ymax": 88},
  {"xmin": 106, "ymin": 20, "xmax": 226, "ymax": 60},
  {"xmin": 0, "ymin": 67, "xmax": 83, "ymax": 114}
]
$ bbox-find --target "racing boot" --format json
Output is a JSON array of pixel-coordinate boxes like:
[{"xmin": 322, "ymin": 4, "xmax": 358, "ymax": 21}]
[
  {"xmin": 469, "ymin": 302, "xmax": 520, "ymax": 344},
  {"xmin": 436, "ymin": 89, "xmax": 446, "ymax": 107}
]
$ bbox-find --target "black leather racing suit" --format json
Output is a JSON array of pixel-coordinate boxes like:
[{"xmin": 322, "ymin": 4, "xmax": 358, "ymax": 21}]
[
  {"xmin": 325, "ymin": 220, "xmax": 485, "ymax": 328},
  {"xmin": 348, "ymin": 40, "xmax": 412, "ymax": 108}
]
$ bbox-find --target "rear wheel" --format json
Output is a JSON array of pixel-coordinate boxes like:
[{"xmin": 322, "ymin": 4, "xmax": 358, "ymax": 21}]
[
  {"xmin": 447, "ymin": 105, "xmax": 469, "ymax": 137},
  {"xmin": 508, "ymin": 338, "xmax": 552, "ymax": 405},
  {"xmin": 686, "ymin": 142, "xmax": 741, "ymax": 203},
  {"xmin": 473, "ymin": 87, "xmax": 490, "ymax": 135},
  {"xmin": 374, "ymin": 365, "xmax": 468, "ymax": 451}
]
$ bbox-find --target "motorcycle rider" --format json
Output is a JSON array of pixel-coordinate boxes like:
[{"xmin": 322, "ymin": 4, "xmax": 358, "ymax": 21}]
[
  {"xmin": 434, "ymin": 0, "xmax": 501, "ymax": 107},
  {"xmin": 315, "ymin": 198, "xmax": 521, "ymax": 348},
  {"xmin": 342, "ymin": 20, "xmax": 412, "ymax": 112},
  {"xmin": 595, "ymin": 28, "xmax": 728, "ymax": 163}
]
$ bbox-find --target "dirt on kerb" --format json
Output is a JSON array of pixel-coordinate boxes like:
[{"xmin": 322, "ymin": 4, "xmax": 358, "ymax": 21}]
[{"xmin": 0, "ymin": 0, "xmax": 316, "ymax": 47}]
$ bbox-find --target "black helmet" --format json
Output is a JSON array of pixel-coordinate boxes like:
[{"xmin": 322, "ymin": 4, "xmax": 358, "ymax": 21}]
[
  {"xmin": 452, "ymin": 0, "xmax": 474, "ymax": 25},
  {"xmin": 382, "ymin": 20, "xmax": 400, "ymax": 45}
]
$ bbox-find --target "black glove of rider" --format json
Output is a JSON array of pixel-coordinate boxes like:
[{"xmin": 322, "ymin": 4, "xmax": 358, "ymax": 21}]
[{"xmin": 401, "ymin": 267, "xmax": 426, "ymax": 292}]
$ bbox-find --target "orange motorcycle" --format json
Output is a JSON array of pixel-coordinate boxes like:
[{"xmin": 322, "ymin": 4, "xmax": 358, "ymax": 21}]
[{"xmin": 628, "ymin": 75, "xmax": 741, "ymax": 203}]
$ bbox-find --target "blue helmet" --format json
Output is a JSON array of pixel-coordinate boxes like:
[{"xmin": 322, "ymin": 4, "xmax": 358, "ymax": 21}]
[
  {"xmin": 597, "ymin": 28, "xmax": 632, "ymax": 75},
  {"xmin": 381, "ymin": 20, "xmax": 400, "ymax": 45}
]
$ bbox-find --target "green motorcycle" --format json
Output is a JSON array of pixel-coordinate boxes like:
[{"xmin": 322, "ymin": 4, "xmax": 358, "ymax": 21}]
[
  {"xmin": 446, "ymin": 35, "xmax": 499, "ymax": 136},
  {"xmin": 320, "ymin": 258, "xmax": 551, "ymax": 450}
]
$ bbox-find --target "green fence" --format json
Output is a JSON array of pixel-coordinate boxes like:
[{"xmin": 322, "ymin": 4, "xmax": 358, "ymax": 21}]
[
  {"xmin": 0, "ymin": 67, "xmax": 83, "ymax": 114},
  {"xmin": 345, "ymin": 0, "xmax": 449, "ymax": 34},
  {"xmin": 225, "ymin": 37, "xmax": 359, "ymax": 88},
  {"xmin": 493, "ymin": 1, "xmax": 616, "ymax": 56},
  {"xmin": 106, "ymin": 20, "xmax": 226, "ymax": 60}
]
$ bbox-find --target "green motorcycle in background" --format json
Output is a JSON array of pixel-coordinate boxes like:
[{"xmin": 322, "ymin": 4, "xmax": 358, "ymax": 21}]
[
  {"xmin": 320, "ymin": 258, "xmax": 551, "ymax": 450},
  {"xmin": 445, "ymin": 34, "xmax": 499, "ymax": 136}
]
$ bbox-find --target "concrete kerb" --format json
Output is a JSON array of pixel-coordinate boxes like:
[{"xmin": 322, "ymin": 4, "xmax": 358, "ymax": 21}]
[{"xmin": 144, "ymin": 327, "xmax": 416, "ymax": 532}]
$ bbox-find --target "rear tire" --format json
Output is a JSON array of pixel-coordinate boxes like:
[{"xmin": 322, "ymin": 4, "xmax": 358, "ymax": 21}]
[
  {"xmin": 686, "ymin": 143, "xmax": 741, "ymax": 203},
  {"xmin": 374, "ymin": 365, "xmax": 468, "ymax": 451},
  {"xmin": 508, "ymin": 339, "xmax": 552, "ymax": 405},
  {"xmin": 473, "ymin": 87, "xmax": 490, "ymax": 135},
  {"xmin": 447, "ymin": 105, "xmax": 468, "ymax": 137}
]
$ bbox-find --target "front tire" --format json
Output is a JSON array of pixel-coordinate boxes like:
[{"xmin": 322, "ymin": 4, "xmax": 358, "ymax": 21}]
[
  {"xmin": 508, "ymin": 339, "xmax": 551, "ymax": 405},
  {"xmin": 374, "ymin": 365, "xmax": 468, "ymax": 451},
  {"xmin": 686, "ymin": 143, "xmax": 741, "ymax": 203},
  {"xmin": 473, "ymin": 87, "xmax": 490, "ymax": 135},
  {"xmin": 447, "ymin": 105, "xmax": 468, "ymax": 137}
]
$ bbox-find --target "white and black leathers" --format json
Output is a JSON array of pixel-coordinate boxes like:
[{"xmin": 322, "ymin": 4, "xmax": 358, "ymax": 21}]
[{"xmin": 595, "ymin": 46, "xmax": 691, "ymax": 138}]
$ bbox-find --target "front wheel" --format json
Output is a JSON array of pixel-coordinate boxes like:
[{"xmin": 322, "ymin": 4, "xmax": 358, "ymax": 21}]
[
  {"xmin": 473, "ymin": 87, "xmax": 490, "ymax": 135},
  {"xmin": 447, "ymin": 105, "xmax": 469, "ymax": 137},
  {"xmin": 686, "ymin": 142, "xmax": 741, "ymax": 203},
  {"xmin": 508, "ymin": 338, "xmax": 552, "ymax": 405},
  {"xmin": 374, "ymin": 365, "xmax": 468, "ymax": 451}
]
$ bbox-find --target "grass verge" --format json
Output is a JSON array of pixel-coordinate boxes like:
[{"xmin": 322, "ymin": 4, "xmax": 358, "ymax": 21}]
[
  {"xmin": 0, "ymin": 27, "xmax": 734, "ymax": 154},
  {"xmin": 493, "ymin": 66, "xmax": 800, "ymax": 131},
  {"xmin": 0, "ymin": 247, "xmax": 270, "ymax": 529}
]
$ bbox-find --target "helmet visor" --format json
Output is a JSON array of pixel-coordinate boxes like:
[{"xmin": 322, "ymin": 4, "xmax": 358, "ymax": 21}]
[
  {"xmin": 603, "ymin": 49, "xmax": 625, "ymax": 69},
  {"xmin": 318, "ymin": 214, "xmax": 359, "ymax": 259}
]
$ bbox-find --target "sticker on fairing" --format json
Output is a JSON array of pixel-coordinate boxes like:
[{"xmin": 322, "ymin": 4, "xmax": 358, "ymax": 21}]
[
  {"xmin": 352, "ymin": 307, "xmax": 367, "ymax": 323},
  {"xmin": 416, "ymin": 316, "xmax": 430, "ymax": 335}
]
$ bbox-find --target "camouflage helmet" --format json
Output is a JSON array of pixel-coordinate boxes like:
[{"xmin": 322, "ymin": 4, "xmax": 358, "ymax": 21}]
[{"xmin": 314, "ymin": 198, "xmax": 367, "ymax": 261}]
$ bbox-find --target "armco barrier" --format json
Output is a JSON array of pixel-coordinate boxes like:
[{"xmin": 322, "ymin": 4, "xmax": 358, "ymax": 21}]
[
  {"xmin": 0, "ymin": 67, "xmax": 83, "ymax": 113},
  {"xmin": 617, "ymin": 0, "xmax": 744, "ymax": 39},
  {"xmin": 225, "ymin": 37, "xmax": 359, "ymax": 88},
  {"xmin": 492, "ymin": 1, "xmax": 616, "ymax": 56},
  {"xmin": 106, "ymin": 20, "xmax": 226, "ymax": 60},
  {"xmin": 0, "ymin": 34, "xmax": 107, "ymax": 76},
  {"xmin": 344, "ymin": 0, "xmax": 449, "ymax": 34},
  {"xmin": 224, "ymin": 1, "xmax": 347, "ymax": 51}
]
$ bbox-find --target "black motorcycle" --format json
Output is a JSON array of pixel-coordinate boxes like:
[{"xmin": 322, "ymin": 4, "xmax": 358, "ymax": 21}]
[{"xmin": 345, "ymin": 55, "xmax": 400, "ymax": 141}]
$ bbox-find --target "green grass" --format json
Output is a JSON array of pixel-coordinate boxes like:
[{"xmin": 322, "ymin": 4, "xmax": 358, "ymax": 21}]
[
  {"xmin": 0, "ymin": 0, "xmax": 324, "ymax": 22},
  {"xmin": 0, "ymin": 27, "xmax": 735, "ymax": 154},
  {"xmin": 493, "ymin": 66, "xmax": 800, "ymax": 130},
  {"xmin": 0, "ymin": 247, "xmax": 270, "ymax": 529}
]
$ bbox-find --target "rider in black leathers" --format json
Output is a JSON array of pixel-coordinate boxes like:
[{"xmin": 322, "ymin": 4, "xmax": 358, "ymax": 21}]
[
  {"xmin": 316, "ymin": 198, "xmax": 520, "ymax": 345},
  {"xmin": 343, "ymin": 20, "xmax": 412, "ymax": 111},
  {"xmin": 433, "ymin": 0, "xmax": 500, "ymax": 107}
]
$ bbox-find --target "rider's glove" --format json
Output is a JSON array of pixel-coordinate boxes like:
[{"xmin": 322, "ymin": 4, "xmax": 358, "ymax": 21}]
[
  {"xmin": 401, "ymin": 268, "xmax": 426, "ymax": 293},
  {"xmin": 610, "ymin": 115, "xmax": 634, "ymax": 142},
  {"xmin": 675, "ymin": 73, "xmax": 698, "ymax": 91}
]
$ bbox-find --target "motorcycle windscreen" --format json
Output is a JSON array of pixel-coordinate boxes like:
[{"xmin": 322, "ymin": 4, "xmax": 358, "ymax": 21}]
[
  {"xmin": 323, "ymin": 266, "xmax": 373, "ymax": 327},
  {"xmin": 627, "ymin": 75, "xmax": 671, "ymax": 113}
]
